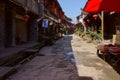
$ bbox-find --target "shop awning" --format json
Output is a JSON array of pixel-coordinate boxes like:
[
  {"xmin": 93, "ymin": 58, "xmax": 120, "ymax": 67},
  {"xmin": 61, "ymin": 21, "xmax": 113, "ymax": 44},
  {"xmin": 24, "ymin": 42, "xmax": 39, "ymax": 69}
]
[{"xmin": 84, "ymin": 0, "xmax": 120, "ymax": 13}]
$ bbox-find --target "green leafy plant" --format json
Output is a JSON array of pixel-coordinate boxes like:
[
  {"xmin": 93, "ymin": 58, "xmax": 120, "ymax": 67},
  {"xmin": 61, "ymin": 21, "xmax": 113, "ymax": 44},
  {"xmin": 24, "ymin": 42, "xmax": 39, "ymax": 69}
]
[
  {"xmin": 88, "ymin": 30, "xmax": 96, "ymax": 40},
  {"xmin": 87, "ymin": 29, "xmax": 102, "ymax": 40},
  {"xmin": 61, "ymin": 26, "xmax": 67, "ymax": 34},
  {"xmin": 74, "ymin": 28, "xmax": 83, "ymax": 36}
]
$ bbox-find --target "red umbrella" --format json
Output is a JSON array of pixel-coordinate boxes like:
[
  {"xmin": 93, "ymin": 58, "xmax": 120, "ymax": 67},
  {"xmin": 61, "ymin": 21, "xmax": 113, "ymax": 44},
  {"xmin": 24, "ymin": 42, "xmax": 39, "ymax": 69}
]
[
  {"xmin": 82, "ymin": 0, "xmax": 104, "ymax": 39},
  {"xmin": 84, "ymin": 0, "xmax": 120, "ymax": 13},
  {"xmin": 84, "ymin": 0, "xmax": 102, "ymax": 13},
  {"xmin": 83, "ymin": 0, "xmax": 120, "ymax": 39}
]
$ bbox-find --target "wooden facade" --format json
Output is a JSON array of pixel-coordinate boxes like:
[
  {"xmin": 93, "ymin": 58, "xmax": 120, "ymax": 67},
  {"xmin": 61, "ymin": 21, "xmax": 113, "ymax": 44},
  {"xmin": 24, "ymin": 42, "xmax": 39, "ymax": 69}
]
[
  {"xmin": 0, "ymin": 0, "xmax": 40, "ymax": 50},
  {"xmin": 10, "ymin": 0, "xmax": 38, "ymax": 15},
  {"xmin": 83, "ymin": 12, "xmax": 120, "ymax": 40},
  {"xmin": 38, "ymin": 0, "xmax": 65, "ymax": 45}
]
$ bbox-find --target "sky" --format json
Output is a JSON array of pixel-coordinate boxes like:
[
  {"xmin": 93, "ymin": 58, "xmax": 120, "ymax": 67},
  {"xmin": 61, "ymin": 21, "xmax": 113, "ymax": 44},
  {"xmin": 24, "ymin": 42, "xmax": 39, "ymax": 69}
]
[{"xmin": 58, "ymin": 0, "xmax": 87, "ymax": 23}]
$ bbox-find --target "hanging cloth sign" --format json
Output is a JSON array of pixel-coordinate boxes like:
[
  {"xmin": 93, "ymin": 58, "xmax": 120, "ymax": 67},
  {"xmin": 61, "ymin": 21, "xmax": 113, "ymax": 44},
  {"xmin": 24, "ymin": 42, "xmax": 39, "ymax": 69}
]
[{"xmin": 42, "ymin": 19, "xmax": 49, "ymax": 28}]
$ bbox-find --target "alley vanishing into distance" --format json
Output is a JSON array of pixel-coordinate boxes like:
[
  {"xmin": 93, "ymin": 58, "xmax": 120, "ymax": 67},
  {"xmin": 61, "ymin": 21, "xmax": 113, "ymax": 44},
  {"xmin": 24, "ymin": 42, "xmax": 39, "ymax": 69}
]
[
  {"xmin": 6, "ymin": 34, "xmax": 120, "ymax": 80},
  {"xmin": 1, "ymin": 0, "xmax": 120, "ymax": 80}
]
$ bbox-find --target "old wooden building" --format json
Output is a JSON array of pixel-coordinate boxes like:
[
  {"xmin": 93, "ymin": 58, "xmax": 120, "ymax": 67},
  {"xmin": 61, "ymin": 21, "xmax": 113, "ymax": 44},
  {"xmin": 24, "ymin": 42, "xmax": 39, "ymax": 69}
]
[{"xmin": 0, "ymin": 0, "xmax": 41, "ymax": 50}]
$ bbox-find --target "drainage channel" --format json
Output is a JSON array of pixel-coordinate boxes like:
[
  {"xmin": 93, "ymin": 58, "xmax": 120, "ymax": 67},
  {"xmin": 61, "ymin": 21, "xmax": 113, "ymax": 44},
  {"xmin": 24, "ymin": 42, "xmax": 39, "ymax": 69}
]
[
  {"xmin": 2, "ymin": 51, "xmax": 45, "ymax": 67},
  {"xmin": 0, "ymin": 42, "xmax": 62, "ymax": 79},
  {"xmin": 0, "ymin": 52, "xmax": 35, "ymax": 80}
]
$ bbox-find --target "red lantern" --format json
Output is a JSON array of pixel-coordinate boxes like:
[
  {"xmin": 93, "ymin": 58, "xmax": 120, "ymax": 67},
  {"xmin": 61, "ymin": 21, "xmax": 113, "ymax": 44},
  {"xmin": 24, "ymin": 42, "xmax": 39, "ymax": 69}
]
[
  {"xmin": 23, "ymin": 14, "xmax": 30, "ymax": 20},
  {"xmin": 87, "ymin": 19, "xmax": 90, "ymax": 23},
  {"xmin": 93, "ymin": 14, "xmax": 98, "ymax": 19}
]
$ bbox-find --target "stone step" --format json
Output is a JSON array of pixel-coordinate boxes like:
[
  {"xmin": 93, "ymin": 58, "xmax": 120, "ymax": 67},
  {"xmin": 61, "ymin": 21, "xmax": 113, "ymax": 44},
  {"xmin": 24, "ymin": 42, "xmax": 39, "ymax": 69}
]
[{"xmin": 0, "ymin": 67, "xmax": 16, "ymax": 80}]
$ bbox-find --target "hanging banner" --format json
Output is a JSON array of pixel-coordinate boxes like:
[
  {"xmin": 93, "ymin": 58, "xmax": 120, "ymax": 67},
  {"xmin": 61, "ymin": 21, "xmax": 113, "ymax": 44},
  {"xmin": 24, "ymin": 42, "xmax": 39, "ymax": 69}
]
[{"xmin": 42, "ymin": 19, "xmax": 49, "ymax": 28}]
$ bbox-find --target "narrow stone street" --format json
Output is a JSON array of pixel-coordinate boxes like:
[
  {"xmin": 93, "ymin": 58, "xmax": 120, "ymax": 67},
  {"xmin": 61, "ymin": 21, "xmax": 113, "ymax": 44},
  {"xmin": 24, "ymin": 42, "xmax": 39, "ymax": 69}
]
[{"xmin": 7, "ymin": 34, "xmax": 120, "ymax": 80}]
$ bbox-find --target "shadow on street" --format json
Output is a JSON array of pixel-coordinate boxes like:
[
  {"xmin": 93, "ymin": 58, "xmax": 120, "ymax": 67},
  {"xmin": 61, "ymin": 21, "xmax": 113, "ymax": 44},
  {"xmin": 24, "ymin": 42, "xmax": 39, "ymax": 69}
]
[
  {"xmin": 97, "ymin": 52, "xmax": 120, "ymax": 75},
  {"xmin": 62, "ymin": 35, "xmax": 94, "ymax": 80}
]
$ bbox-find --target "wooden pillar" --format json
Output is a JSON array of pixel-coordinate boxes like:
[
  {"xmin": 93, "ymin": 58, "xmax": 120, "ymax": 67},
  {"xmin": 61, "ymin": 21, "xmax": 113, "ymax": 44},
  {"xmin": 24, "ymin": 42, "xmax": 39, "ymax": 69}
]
[
  {"xmin": 4, "ymin": 6, "xmax": 13, "ymax": 47},
  {"xmin": 101, "ymin": 11, "xmax": 104, "ymax": 40},
  {"xmin": 0, "ymin": 4, "xmax": 5, "ymax": 49},
  {"xmin": 11, "ymin": 10, "xmax": 16, "ymax": 46}
]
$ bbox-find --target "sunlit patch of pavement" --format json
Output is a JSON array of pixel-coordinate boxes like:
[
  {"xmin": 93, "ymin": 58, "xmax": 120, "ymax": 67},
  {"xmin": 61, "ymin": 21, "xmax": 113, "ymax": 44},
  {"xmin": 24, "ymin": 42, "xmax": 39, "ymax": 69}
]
[{"xmin": 72, "ymin": 34, "xmax": 120, "ymax": 80}]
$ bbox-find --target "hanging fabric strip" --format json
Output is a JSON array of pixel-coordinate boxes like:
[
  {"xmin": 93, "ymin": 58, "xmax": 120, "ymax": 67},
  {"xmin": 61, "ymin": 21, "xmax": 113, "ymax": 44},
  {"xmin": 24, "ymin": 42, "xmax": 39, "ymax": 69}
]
[{"xmin": 42, "ymin": 19, "xmax": 49, "ymax": 28}]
